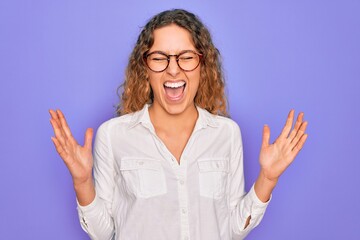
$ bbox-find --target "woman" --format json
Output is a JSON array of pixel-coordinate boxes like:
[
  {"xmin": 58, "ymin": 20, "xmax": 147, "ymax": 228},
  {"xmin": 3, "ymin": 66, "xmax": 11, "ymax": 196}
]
[{"xmin": 49, "ymin": 9, "xmax": 308, "ymax": 240}]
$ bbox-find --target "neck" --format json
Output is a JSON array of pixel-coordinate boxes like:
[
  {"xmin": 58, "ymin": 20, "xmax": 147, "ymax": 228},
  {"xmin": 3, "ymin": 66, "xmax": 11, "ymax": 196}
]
[{"xmin": 148, "ymin": 103, "xmax": 198, "ymax": 133}]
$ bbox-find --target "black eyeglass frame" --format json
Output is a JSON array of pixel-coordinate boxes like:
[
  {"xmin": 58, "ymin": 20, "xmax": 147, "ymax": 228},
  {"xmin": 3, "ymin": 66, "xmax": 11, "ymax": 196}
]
[{"xmin": 143, "ymin": 50, "xmax": 203, "ymax": 73}]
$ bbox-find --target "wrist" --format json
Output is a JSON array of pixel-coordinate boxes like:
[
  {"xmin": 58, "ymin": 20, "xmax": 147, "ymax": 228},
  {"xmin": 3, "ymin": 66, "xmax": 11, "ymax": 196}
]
[
  {"xmin": 72, "ymin": 173, "xmax": 93, "ymax": 188},
  {"xmin": 259, "ymin": 169, "xmax": 279, "ymax": 187},
  {"xmin": 254, "ymin": 170, "xmax": 278, "ymax": 203},
  {"xmin": 73, "ymin": 178, "xmax": 96, "ymax": 206}
]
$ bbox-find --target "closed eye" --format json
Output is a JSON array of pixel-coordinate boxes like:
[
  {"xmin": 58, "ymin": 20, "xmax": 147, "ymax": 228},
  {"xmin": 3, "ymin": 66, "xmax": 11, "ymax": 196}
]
[
  {"xmin": 179, "ymin": 56, "xmax": 195, "ymax": 62},
  {"xmin": 151, "ymin": 57, "xmax": 168, "ymax": 61},
  {"xmin": 180, "ymin": 56, "xmax": 194, "ymax": 60}
]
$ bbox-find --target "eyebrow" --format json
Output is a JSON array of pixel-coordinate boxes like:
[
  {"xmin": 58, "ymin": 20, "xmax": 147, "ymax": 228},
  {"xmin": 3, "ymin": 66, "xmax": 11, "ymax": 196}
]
[{"xmin": 148, "ymin": 49, "xmax": 197, "ymax": 54}]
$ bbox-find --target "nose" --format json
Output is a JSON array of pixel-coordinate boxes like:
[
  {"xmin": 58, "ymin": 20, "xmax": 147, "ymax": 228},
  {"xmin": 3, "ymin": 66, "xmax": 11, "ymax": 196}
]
[{"xmin": 166, "ymin": 56, "xmax": 180, "ymax": 77}]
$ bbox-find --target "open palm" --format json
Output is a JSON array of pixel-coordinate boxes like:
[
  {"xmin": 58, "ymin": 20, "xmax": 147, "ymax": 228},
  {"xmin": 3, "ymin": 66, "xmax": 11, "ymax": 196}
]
[
  {"xmin": 259, "ymin": 110, "xmax": 308, "ymax": 182},
  {"xmin": 49, "ymin": 109, "xmax": 94, "ymax": 185}
]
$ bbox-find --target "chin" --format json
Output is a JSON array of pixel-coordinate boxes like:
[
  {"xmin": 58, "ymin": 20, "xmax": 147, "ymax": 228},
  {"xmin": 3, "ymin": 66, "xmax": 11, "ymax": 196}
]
[{"xmin": 162, "ymin": 100, "xmax": 194, "ymax": 116}]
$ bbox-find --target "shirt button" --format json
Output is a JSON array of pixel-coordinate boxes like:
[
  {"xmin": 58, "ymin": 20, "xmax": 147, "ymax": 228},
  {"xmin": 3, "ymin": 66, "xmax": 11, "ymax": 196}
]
[
  {"xmin": 138, "ymin": 161, "xmax": 144, "ymax": 165},
  {"xmin": 179, "ymin": 180, "xmax": 185, "ymax": 185},
  {"xmin": 182, "ymin": 209, "xmax": 187, "ymax": 214},
  {"xmin": 216, "ymin": 163, "xmax": 220, "ymax": 168}
]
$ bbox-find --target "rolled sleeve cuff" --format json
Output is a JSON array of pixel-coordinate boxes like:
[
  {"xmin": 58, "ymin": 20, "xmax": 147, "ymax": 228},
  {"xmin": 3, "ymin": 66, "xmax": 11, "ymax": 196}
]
[
  {"xmin": 77, "ymin": 193, "xmax": 99, "ymax": 216},
  {"xmin": 247, "ymin": 184, "xmax": 271, "ymax": 214},
  {"xmin": 232, "ymin": 184, "xmax": 271, "ymax": 238},
  {"xmin": 76, "ymin": 193, "xmax": 114, "ymax": 239},
  {"xmin": 76, "ymin": 193, "xmax": 101, "ymax": 234}
]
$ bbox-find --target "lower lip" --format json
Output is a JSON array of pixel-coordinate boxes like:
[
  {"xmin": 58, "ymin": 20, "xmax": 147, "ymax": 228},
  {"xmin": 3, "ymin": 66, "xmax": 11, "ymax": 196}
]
[{"xmin": 164, "ymin": 85, "xmax": 186, "ymax": 103}]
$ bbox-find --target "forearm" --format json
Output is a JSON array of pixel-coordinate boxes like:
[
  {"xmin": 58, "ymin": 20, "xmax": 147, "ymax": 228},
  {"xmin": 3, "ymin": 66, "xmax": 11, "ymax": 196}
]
[
  {"xmin": 254, "ymin": 170, "xmax": 277, "ymax": 203},
  {"xmin": 241, "ymin": 171, "xmax": 276, "ymax": 229},
  {"xmin": 74, "ymin": 177, "xmax": 115, "ymax": 239},
  {"xmin": 76, "ymin": 122, "xmax": 115, "ymax": 239},
  {"xmin": 231, "ymin": 184, "xmax": 270, "ymax": 237},
  {"xmin": 75, "ymin": 176, "xmax": 114, "ymax": 239},
  {"xmin": 77, "ymin": 192, "xmax": 115, "ymax": 240},
  {"xmin": 74, "ymin": 178, "xmax": 96, "ymax": 206}
]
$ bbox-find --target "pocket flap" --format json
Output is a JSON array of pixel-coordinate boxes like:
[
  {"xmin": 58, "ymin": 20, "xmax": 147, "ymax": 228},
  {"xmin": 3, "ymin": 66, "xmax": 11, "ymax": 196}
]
[
  {"xmin": 120, "ymin": 158, "xmax": 162, "ymax": 171},
  {"xmin": 197, "ymin": 159, "xmax": 229, "ymax": 172}
]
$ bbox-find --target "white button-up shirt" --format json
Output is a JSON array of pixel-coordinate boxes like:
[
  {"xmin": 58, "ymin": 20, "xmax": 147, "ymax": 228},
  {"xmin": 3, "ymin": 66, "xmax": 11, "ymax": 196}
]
[{"xmin": 77, "ymin": 105, "xmax": 269, "ymax": 240}]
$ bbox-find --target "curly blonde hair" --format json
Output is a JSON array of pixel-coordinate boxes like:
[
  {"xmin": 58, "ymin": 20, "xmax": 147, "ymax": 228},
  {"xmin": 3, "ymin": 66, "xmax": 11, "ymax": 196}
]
[{"xmin": 117, "ymin": 9, "xmax": 228, "ymax": 116}]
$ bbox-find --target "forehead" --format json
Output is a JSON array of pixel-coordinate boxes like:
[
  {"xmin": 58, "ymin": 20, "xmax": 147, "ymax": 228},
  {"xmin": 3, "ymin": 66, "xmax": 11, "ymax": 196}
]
[{"xmin": 150, "ymin": 24, "xmax": 196, "ymax": 53}]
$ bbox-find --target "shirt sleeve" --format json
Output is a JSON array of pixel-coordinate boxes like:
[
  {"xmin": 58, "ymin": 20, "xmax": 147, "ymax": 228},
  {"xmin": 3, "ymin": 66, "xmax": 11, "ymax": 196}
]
[
  {"xmin": 229, "ymin": 122, "xmax": 270, "ymax": 240},
  {"xmin": 76, "ymin": 121, "xmax": 116, "ymax": 240}
]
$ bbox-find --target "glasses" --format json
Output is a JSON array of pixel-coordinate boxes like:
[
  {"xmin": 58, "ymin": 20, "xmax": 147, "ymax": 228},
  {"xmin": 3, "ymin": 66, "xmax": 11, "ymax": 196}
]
[{"xmin": 144, "ymin": 50, "xmax": 202, "ymax": 73}]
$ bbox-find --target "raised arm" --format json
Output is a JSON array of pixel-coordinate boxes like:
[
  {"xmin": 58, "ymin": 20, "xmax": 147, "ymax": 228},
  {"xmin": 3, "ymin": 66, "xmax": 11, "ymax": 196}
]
[
  {"xmin": 255, "ymin": 110, "xmax": 308, "ymax": 202},
  {"xmin": 49, "ymin": 109, "xmax": 95, "ymax": 205},
  {"xmin": 50, "ymin": 109, "xmax": 115, "ymax": 239}
]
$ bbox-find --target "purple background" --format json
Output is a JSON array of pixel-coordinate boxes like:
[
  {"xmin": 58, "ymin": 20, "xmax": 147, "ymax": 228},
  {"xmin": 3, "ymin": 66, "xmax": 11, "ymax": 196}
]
[{"xmin": 1, "ymin": 0, "xmax": 359, "ymax": 239}]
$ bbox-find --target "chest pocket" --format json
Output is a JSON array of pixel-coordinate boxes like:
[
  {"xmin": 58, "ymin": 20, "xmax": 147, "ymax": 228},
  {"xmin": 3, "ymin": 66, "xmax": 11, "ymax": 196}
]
[
  {"xmin": 197, "ymin": 159, "xmax": 229, "ymax": 199},
  {"xmin": 120, "ymin": 158, "xmax": 167, "ymax": 198}
]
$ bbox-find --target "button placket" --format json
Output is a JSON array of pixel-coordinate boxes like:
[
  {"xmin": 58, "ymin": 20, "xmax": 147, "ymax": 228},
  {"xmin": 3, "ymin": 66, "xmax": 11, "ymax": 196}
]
[{"xmin": 177, "ymin": 168, "xmax": 190, "ymax": 240}]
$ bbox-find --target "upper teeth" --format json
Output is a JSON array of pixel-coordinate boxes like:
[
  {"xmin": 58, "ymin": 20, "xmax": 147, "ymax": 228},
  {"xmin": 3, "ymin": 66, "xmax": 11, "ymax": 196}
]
[{"xmin": 164, "ymin": 81, "xmax": 186, "ymax": 88}]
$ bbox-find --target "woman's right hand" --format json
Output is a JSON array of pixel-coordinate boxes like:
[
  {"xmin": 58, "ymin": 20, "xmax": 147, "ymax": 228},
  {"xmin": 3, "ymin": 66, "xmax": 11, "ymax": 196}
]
[{"xmin": 49, "ymin": 109, "xmax": 94, "ymax": 187}]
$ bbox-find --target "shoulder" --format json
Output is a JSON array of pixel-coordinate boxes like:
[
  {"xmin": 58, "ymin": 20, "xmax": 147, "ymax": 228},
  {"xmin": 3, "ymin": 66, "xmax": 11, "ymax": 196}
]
[
  {"xmin": 96, "ymin": 111, "xmax": 138, "ymax": 136},
  {"xmin": 99, "ymin": 113, "xmax": 131, "ymax": 129},
  {"xmin": 197, "ymin": 108, "xmax": 243, "ymax": 153},
  {"xmin": 216, "ymin": 115, "xmax": 240, "ymax": 130},
  {"xmin": 99, "ymin": 104, "xmax": 149, "ymax": 131},
  {"xmin": 215, "ymin": 115, "xmax": 242, "ymax": 142},
  {"xmin": 198, "ymin": 107, "xmax": 241, "ymax": 133}
]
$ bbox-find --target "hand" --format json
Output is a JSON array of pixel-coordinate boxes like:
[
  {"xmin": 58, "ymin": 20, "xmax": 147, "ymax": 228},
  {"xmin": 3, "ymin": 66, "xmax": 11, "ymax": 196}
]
[
  {"xmin": 259, "ymin": 110, "xmax": 308, "ymax": 183},
  {"xmin": 49, "ymin": 109, "xmax": 94, "ymax": 186}
]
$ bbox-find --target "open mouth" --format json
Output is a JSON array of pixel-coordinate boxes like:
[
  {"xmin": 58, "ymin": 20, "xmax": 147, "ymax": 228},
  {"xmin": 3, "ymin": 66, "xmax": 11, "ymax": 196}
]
[{"xmin": 163, "ymin": 81, "xmax": 186, "ymax": 101}]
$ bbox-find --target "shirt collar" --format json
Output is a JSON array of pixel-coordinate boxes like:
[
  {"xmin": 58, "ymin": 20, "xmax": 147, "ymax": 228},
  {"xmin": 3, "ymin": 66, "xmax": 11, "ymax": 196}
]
[
  {"xmin": 128, "ymin": 104, "xmax": 220, "ymax": 130},
  {"xmin": 128, "ymin": 104, "xmax": 152, "ymax": 130},
  {"xmin": 195, "ymin": 106, "xmax": 220, "ymax": 129}
]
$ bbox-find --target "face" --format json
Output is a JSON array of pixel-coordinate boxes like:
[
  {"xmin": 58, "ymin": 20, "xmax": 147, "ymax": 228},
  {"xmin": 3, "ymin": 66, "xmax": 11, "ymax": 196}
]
[{"xmin": 146, "ymin": 24, "xmax": 201, "ymax": 116}]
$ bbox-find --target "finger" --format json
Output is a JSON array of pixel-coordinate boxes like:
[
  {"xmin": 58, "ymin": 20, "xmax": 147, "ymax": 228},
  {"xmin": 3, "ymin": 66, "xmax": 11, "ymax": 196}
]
[
  {"xmin": 51, "ymin": 136, "xmax": 68, "ymax": 160},
  {"xmin": 288, "ymin": 112, "xmax": 304, "ymax": 141},
  {"xmin": 290, "ymin": 134, "xmax": 308, "ymax": 158},
  {"xmin": 261, "ymin": 125, "xmax": 270, "ymax": 148},
  {"xmin": 49, "ymin": 109, "xmax": 59, "ymax": 122},
  {"xmin": 84, "ymin": 128, "xmax": 94, "ymax": 151},
  {"xmin": 57, "ymin": 110, "xmax": 77, "ymax": 144},
  {"xmin": 50, "ymin": 118, "xmax": 66, "ymax": 146},
  {"xmin": 279, "ymin": 110, "xmax": 295, "ymax": 139},
  {"xmin": 49, "ymin": 109, "xmax": 63, "ymax": 128},
  {"xmin": 49, "ymin": 109, "xmax": 56, "ymax": 119},
  {"xmin": 290, "ymin": 121, "xmax": 308, "ymax": 148},
  {"xmin": 49, "ymin": 109, "xmax": 67, "ymax": 140}
]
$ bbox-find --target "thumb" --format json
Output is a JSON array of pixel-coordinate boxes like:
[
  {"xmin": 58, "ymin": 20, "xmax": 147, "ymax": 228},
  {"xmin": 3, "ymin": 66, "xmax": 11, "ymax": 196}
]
[
  {"xmin": 84, "ymin": 128, "xmax": 94, "ymax": 151},
  {"xmin": 262, "ymin": 124, "xmax": 270, "ymax": 148}
]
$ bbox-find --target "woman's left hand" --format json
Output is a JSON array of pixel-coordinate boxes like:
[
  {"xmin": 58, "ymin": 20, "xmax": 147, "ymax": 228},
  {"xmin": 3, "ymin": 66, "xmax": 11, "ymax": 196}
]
[{"xmin": 259, "ymin": 110, "xmax": 308, "ymax": 183}]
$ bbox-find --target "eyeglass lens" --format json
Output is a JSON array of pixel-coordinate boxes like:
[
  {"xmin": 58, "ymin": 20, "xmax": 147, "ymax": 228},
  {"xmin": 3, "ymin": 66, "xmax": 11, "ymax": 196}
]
[{"xmin": 146, "ymin": 51, "xmax": 200, "ymax": 72}]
